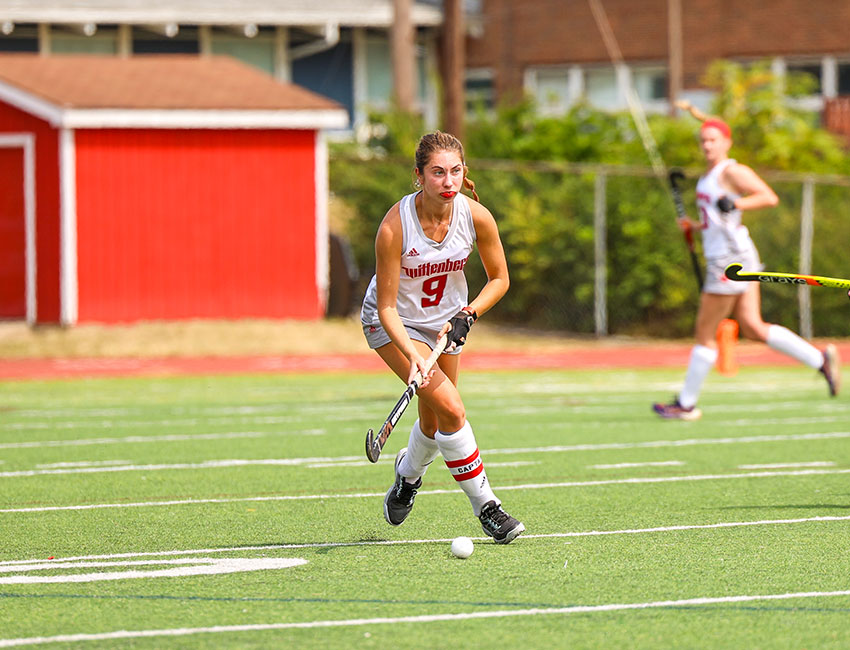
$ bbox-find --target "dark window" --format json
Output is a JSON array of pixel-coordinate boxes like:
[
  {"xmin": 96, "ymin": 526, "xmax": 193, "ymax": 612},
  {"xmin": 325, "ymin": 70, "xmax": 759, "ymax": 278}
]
[
  {"xmin": 292, "ymin": 39, "xmax": 354, "ymax": 122},
  {"xmin": 651, "ymin": 73, "xmax": 668, "ymax": 101},
  {"xmin": 838, "ymin": 63, "xmax": 850, "ymax": 95},
  {"xmin": 0, "ymin": 24, "xmax": 38, "ymax": 52},
  {"xmin": 133, "ymin": 26, "xmax": 199, "ymax": 54},
  {"xmin": 466, "ymin": 76, "xmax": 494, "ymax": 111}
]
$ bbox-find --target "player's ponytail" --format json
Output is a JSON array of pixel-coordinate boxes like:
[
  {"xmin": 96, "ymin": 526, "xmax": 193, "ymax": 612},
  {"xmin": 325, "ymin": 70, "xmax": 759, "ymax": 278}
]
[{"xmin": 463, "ymin": 172, "xmax": 479, "ymax": 203}]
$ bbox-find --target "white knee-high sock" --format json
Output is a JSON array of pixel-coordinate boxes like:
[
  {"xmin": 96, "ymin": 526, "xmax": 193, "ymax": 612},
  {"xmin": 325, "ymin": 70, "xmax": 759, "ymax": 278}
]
[
  {"xmin": 435, "ymin": 421, "xmax": 498, "ymax": 516},
  {"xmin": 678, "ymin": 344, "xmax": 718, "ymax": 409},
  {"xmin": 767, "ymin": 325, "xmax": 824, "ymax": 369},
  {"xmin": 397, "ymin": 419, "xmax": 440, "ymax": 483}
]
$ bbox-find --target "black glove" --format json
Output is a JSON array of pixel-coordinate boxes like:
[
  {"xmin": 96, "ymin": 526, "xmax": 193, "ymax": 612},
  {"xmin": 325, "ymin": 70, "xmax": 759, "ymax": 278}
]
[
  {"xmin": 446, "ymin": 309, "xmax": 477, "ymax": 348},
  {"xmin": 717, "ymin": 196, "xmax": 736, "ymax": 213}
]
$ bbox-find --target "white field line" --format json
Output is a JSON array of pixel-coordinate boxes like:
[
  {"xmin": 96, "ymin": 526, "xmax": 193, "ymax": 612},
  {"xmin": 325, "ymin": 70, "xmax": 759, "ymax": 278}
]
[
  {"xmin": 2, "ymin": 410, "xmax": 364, "ymax": 431},
  {"xmin": 35, "ymin": 460, "xmax": 131, "ymax": 469},
  {"xmin": 501, "ymin": 403, "xmax": 850, "ymax": 416},
  {"xmin": 485, "ymin": 430, "xmax": 850, "ymax": 456},
  {"xmin": 0, "ymin": 453, "xmax": 845, "ymax": 481},
  {"xmin": 305, "ymin": 461, "xmax": 391, "ymax": 469},
  {"xmin": 3, "ymin": 514, "xmax": 850, "ymax": 566},
  {"xmin": 0, "ymin": 458, "xmax": 378, "ymax": 478},
  {"xmin": 3, "ymin": 428, "xmax": 850, "ymax": 457},
  {"xmin": 10, "ymin": 405, "xmax": 298, "ymax": 419},
  {"xmin": 4, "ymin": 467, "xmax": 850, "ymax": 514},
  {"xmin": 2, "ymin": 588, "xmax": 850, "ymax": 647},
  {"xmin": 485, "ymin": 461, "xmax": 541, "ymax": 468},
  {"xmin": 2, "ymin": 419, "xmax": 334, "ymax": 431},
  {"xmin": 712, "ymin": 416, "xmax": 846, "ymax": 427},
  {"xmin": 738, "ymin": 461, "xmax": 836, "ymax": 470},
  {"xmin": 0, "ymin": 432, "xmax": 266, "ymax": 450},
  {"xmin": 0, "ymin": 557, "xmax": 308, "ymax": 585},
  {"xmin": 1, "ymin": 414, "xmax": 844, "ymax": 446},
  {"xmin": 305, "ymin": 460, "xmax": 540, "ymax": 469},
  {"xmin": 590, "ymin": 461, "xmax": 685, "ymax": 470}
]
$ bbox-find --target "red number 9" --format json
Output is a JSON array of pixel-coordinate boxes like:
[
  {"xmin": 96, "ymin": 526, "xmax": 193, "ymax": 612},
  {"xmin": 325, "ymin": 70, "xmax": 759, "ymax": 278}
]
[{"xmin": 421, "ymin": 274, "xmax": 447, "ymax": 307}]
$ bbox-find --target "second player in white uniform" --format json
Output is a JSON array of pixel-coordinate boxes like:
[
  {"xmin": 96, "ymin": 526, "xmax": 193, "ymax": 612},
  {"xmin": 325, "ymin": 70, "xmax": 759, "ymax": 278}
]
[
  {"xmin": 654, "ymin": 118, "xmax": 840, "ymax": 420},
  {"xmin": 696, "ymin": 157, "xmax": 763, "ymax": 295}
]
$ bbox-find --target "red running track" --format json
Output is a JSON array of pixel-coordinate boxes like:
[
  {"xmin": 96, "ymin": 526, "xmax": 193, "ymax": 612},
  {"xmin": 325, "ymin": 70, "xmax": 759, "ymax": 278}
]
[{"xmin": 2, "ymin": 342, "xmax": 848, "ymax": 380}]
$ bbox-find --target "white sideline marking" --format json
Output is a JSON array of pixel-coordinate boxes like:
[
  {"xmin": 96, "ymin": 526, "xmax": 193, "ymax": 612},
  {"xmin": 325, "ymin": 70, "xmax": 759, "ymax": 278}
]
[
  {"xmin": 0, "ymin": 458, "xmax": 373, "ymax": 478},
  {"xmin": 305, "ymin": 461, "xmax": 384, "ymax": 468},
  {"xmin": 306, "ymin": 460, "xmax": 540, "ymax": 470},
  {"xmin": 590, "ymin": 461, "xmax": 685, "ymax": 470},
  {"xmin": 486, "ymin": 461, "xmax": 541, "ymax": 468},
  {"xmin": 35, "ymin": 460, "xmax": 131, "ymax": 469},
  {"xmin": 4, "ymin": 468, "xmax": 850, "ymax": 514},
  {"xmin": 3, "ymin": 430, "xmax": 849, "ymax": 475},
  {"xmin": 0, "ymin": 557, "xmax": 307, "ymax": 585},
  {"xmin": 3, "ymin": 514, "xmax": 849, "ymax": 567},
  {"xmin": 738, "ymin": 461, "xmax": 835, "ymax": 470},
  {"xmin": 485, "ymin": 431, "xmax": 850, "ymax": 456},
  {"xmin": 2, "ymin": 589, "xmax": 849, "ymax": 646},
  {"xmin": 0, "ymin": 432, "xmax": 265, "ymax": 450},
  {"xmin": 3, "ymin": 415, "xmax": 342, "ymax": 431},
  {"xmin": 3, "ymin": 416, "xmax": 848, "ymax": 453}
]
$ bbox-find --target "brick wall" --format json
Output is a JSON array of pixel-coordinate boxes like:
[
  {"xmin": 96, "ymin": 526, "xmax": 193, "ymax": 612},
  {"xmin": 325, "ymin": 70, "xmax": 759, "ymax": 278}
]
[
  {"xmin": 824, "ymin": 97, "xmax": 850, "ymax": 138},
  {"xmin": 467, "ymin": 0, "xmax": 850, "ymax": 99}
]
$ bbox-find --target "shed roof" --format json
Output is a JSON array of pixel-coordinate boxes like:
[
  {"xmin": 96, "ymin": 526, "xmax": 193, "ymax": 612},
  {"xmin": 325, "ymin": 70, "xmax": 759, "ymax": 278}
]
[{"xmin": 0, "ymin": 54, "xmax": 349, "ymax": 129}]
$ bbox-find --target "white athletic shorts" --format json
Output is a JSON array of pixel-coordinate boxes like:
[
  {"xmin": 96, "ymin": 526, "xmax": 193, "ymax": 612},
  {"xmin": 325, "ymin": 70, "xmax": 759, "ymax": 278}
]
[
  {"xmin": 704, "ymin": 243, "xmax": 763, "ymax": 295},
  {"xmin": 362, "ymin": 322, "xmax": 462, "ymax": 355}
]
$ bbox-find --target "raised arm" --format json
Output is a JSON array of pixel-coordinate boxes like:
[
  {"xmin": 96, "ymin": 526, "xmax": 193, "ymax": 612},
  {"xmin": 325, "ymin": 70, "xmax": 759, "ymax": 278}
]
[{"xmin": 675, "ymin": 99, "xmax": 711, "ymax": 123}]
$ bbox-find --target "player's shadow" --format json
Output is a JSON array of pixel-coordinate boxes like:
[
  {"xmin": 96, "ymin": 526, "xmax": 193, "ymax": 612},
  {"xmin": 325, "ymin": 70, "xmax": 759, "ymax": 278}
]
[{"xmin": 214, "ymin": 538, "xmax": 430, "ymax": 556}]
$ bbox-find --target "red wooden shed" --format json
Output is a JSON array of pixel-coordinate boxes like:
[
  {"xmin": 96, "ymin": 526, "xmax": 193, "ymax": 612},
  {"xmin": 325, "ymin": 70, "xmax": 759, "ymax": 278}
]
[{"xmin": 0, "ymin": 54, "xmax": 347, "ymax": 325}]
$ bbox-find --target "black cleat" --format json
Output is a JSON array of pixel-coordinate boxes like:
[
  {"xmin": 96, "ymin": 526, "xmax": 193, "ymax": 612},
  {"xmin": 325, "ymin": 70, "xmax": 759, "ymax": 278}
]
[
  {"xmin": 383, "ymin": 448, "xmax": 421, "ymax": 526},
  {"xmin": 478, "ymin": 500, "xmax": 525, "ymax": 544}
]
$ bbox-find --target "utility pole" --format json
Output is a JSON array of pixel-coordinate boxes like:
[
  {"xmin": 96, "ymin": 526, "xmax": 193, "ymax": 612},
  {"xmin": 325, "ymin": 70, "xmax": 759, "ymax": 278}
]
[
  {"xmin": 443, "ymin": 0, "xmax": 465, "ymax": 140},
  {"xmin": 667, "ymin": 0, "xmax": 683, "ymax": 114},
  {"xmin": 391, "ymin": 0, "xmax": 416, "ymax": 112}
]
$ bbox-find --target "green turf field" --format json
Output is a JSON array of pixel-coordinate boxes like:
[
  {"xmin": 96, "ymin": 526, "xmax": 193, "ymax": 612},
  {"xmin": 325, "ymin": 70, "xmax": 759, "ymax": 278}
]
[{"xmin": 2, "ymin": 365, "xmax": 850, "ymax": 648}]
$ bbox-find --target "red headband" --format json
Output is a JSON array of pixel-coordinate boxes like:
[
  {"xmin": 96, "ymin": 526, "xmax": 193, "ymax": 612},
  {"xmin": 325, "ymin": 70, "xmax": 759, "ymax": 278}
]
[{"xmin": 701, "ymin": 118, "xmax": 731, "ymax": 139}]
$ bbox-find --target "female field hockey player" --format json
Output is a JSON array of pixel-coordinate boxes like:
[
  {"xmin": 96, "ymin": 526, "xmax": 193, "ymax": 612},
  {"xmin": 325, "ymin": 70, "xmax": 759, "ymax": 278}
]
[
  {"xmin": 360, "ymin": 130, "xmax": 524, "ymax": 543},
  {"xmin": 654, "ymin": 112, "xmax": 840, "ymax": 420}
]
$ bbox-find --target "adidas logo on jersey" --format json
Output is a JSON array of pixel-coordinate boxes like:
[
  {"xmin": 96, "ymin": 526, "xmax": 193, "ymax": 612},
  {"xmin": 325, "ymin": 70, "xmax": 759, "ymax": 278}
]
[{"xmin": 406, "ymin": 247, "xmax": 420, "ymax": 257}]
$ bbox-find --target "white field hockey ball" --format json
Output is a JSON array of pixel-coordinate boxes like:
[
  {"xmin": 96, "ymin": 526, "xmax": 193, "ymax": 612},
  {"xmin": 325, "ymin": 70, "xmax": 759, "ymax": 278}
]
[{"xmin": 450, "ymin": 536, "xmax": 474, "ymax": 559}]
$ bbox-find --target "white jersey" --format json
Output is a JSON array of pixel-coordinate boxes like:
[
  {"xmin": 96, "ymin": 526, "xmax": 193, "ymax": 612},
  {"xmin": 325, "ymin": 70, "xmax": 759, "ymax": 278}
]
[
  {"xmin": 361, "ymin": 191, "xmax": 476, "ymax": 332},
  {"xmin": 695, "ymin": 158, "xmax": 752, "ymax": 259}
]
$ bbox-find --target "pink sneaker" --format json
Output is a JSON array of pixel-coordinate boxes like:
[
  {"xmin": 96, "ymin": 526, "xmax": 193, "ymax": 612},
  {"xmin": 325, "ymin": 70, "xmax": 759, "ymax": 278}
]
[{"xmin": 653, "ymin": 399, "xmax": 702, "ymax": 421}]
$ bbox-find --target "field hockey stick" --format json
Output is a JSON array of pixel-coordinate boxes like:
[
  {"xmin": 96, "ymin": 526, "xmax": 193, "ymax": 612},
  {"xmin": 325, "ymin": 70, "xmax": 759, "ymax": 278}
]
[
  {"xmin": 725, "ymin": 263, "xmax": 850, "ymax": 289},
  {"xmin": 668, "ymin": 169, "xmax": 703, "ymax": 290},
  {"xmin": 365, "ymin": 335, "xmax": 448, "ymax": 463}
]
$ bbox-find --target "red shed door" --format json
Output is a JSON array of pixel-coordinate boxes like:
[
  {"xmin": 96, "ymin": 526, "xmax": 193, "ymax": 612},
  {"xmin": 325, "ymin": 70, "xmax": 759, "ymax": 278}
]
[{"xmin": 0, "ymin": 147, "xmax": 25, "ymax": 319}]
